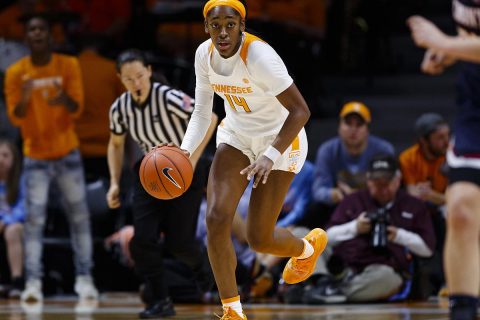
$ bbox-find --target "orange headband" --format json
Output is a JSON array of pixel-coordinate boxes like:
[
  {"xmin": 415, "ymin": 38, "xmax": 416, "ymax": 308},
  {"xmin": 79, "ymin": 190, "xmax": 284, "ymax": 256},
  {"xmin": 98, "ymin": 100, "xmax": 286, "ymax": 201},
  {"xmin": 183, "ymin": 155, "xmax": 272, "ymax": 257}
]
[{"xmin": 203, "ymin": 0, "xmax": 246, "ymax": 19}]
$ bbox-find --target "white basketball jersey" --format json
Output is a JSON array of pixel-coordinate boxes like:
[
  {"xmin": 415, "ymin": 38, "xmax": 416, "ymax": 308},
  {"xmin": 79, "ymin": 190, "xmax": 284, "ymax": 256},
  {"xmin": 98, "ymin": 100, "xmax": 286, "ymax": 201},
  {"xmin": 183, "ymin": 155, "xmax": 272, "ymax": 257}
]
[{"xmin": 205, "ymin": 33, "xmax": 293, "ymax": 136}]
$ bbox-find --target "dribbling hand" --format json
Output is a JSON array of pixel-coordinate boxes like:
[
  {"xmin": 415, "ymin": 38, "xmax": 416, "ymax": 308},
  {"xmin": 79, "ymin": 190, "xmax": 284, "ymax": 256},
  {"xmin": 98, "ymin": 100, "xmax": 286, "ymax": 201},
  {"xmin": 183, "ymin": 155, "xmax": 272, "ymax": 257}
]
[
  {"xmin": 240, "ymin": 155, "xmax": 274, "ymax": 188},
  {"xmin": 151, "ymin": 143, "xmax": 190, "ymax": 158}
]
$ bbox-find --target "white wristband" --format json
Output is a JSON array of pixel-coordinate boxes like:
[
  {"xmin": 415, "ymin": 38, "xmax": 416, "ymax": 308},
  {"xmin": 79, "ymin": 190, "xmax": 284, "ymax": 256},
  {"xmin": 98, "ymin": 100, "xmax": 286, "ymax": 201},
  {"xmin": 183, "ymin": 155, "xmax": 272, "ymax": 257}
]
[{"xmin": 263, "ymin": 145, "xmax": 282, "ymax": 163}]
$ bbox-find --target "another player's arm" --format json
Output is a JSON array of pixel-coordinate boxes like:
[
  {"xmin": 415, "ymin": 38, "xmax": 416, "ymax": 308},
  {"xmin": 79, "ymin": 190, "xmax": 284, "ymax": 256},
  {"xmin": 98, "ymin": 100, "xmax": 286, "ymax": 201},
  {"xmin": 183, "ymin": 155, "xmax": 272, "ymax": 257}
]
[
  {"xmin": 107, "ymin": 133, "xmax": 126, "ymax": 208},
  {"xmin": 408, "ymin": 16, "xmax": 480, "ymax": 65}
]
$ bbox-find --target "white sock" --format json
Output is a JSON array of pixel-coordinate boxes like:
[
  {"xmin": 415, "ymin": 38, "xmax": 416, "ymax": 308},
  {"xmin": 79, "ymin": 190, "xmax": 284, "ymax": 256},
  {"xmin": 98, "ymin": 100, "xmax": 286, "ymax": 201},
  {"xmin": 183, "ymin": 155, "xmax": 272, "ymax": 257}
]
[
  {"xmin": 296, "ymin": 239, "xmax": 314, "ymax": 259},
  {"xmin": 222, "ymin": 296, "xmax": 243, "ymax": 316}
]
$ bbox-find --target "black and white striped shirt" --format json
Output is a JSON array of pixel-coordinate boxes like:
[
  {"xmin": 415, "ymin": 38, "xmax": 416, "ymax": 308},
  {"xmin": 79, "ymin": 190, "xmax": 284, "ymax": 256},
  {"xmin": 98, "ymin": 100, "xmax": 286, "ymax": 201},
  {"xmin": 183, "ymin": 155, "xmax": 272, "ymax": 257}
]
[{"xmin": 109, "ymin": 82, "xmax": 194, "ymax": 153}]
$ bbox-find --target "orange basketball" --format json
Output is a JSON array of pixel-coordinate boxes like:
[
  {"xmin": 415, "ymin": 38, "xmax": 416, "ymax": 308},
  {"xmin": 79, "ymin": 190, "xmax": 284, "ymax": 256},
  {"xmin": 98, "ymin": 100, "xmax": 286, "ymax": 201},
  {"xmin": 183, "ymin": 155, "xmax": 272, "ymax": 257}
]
[{"xmin": 139, "ymin": 146, "xmax": 193, "ymax": 200}]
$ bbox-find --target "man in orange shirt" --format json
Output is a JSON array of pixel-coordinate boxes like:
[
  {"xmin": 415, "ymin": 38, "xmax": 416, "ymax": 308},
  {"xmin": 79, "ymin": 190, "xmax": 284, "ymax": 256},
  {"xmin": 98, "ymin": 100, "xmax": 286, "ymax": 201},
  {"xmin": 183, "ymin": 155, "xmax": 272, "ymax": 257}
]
[
  {"xmin": 4, "ymin": 15, "xmax": 97, "ymax": 303},
  {"xmin": 399, "ymin": 113, "xmax": 450, "ymax": 207},
  {"xmin": 399, "ymin": 113, "xmax": 450, "ymax": 294}
]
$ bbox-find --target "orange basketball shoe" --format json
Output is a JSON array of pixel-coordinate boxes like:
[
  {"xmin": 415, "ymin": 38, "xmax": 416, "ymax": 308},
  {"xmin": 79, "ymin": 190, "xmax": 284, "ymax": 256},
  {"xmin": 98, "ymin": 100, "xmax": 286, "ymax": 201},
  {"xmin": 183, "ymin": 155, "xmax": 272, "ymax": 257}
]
[
  {"xmin": 282, "ymin": 228, "xmax": 328, "ymax": 284},
  {"xmin": 218, "ymin": 307, "xmax": 247, "ymax": 319}
]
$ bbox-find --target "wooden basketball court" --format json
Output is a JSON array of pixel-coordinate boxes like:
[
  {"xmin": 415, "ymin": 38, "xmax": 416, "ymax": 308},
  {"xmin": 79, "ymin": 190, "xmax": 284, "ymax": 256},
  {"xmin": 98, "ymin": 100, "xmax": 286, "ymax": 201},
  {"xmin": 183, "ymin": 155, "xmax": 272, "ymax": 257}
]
[{"xmin": 0, "ymin": 293, "xmax": 451, "ymax": 319}]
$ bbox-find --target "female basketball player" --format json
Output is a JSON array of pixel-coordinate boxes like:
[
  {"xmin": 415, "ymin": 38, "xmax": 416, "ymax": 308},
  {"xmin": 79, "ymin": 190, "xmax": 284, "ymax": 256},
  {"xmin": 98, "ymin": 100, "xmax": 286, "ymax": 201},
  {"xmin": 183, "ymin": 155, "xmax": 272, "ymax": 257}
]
[
  {"xmin": 180, "ymin": 1, "xmax": 327, "ymax": 318},
  {"xmin": 408, "ymin": 3, "xmax": 480, "ymax": 319}
]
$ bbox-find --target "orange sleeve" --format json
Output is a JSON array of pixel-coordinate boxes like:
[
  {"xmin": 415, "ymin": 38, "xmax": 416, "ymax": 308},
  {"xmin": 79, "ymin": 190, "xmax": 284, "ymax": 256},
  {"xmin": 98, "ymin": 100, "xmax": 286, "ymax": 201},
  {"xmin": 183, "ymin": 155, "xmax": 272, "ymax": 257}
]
[
  {"xmin": 399, "ymin": 149, "xmax": 417, "ymax": 185},
  {"xmin": 64, "ymin": 57, "xmax": 84, "ymax": 119},
  {"xmin": 4, "ymin": 62, "xmax": 24, "ymax": 127}
]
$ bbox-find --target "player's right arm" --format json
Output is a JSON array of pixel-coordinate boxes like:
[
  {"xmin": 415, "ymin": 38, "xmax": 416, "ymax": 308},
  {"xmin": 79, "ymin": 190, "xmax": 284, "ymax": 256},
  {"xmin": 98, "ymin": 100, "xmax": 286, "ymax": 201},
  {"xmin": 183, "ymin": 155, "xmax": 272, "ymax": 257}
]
[
  {"xmin": 107, "ymin": 132, "xmax": 126, "ymax": 209},
  {"xmin": 180, "ymin": 42, "xmax": 215, "ymax": 156}
]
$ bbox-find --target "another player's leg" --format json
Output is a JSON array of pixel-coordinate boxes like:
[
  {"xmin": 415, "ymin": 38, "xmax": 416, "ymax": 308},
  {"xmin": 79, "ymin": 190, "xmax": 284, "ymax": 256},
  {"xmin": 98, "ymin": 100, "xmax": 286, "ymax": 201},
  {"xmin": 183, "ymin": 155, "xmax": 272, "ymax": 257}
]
[
  {"xmin": 246, "ymin": 171, "xmax": 327, "ymax": 285},
  {"xmin": 206, "ymin": 144, "xmax": 250, "ymax": 319},
  {"xmin": 445, "ymin": 181, "xmax": 480, "ymax": 320}
]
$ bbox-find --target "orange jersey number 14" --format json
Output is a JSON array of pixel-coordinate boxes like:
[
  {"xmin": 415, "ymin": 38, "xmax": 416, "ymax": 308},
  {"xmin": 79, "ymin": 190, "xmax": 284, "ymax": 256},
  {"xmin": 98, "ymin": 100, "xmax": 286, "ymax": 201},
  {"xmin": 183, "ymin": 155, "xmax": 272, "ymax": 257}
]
[{"xmin": 225, "ymin": 94, "xmax": 251, "ymax": 113}]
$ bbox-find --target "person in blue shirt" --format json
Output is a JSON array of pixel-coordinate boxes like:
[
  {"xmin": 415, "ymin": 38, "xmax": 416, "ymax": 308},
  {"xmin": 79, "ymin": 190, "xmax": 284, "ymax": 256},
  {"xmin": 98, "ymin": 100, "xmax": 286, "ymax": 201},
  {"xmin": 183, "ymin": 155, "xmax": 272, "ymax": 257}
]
[
  {"xmin": 0, "ymin": 138, "xmax": 25, "ymax": 298},
  {"xmin": 408, "ymin": 3, "xmax": 480, "ymax": 319},
  {"xmin": 306, "ymin": 102, "xmax": 394, "ymax": 228}
]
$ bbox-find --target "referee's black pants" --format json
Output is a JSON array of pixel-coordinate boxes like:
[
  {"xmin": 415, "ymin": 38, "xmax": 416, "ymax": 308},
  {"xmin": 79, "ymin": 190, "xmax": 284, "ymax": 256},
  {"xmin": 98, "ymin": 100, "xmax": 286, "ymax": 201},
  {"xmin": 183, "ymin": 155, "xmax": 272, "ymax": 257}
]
[{"xmin": 129, "ymin": 159, "xmax": 213, "ymax": 302}]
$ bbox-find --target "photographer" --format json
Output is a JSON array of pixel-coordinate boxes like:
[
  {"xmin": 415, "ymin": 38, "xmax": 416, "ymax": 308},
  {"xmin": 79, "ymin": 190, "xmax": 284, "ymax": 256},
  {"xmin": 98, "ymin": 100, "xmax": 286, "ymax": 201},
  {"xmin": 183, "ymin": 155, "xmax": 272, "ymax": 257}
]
[{"xmin": 308, "ymin": 155, "xmax": 435, "ymax": 303}]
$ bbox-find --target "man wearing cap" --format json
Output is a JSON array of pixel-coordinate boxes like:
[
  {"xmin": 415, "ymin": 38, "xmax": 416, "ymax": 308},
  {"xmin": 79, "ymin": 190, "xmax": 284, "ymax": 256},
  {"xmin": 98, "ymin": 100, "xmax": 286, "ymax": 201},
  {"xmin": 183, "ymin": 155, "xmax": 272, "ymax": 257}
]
[
  {"xmin": 308, "ymin": 101, "xmax": 394, "ymax": 227},
  {"xmin": 304, "ymin": 155, "xmax": 435, "ymax": 303},
  {"xmin": 400, "ymin": 113, "xmax": 450, "ymax": 207}
]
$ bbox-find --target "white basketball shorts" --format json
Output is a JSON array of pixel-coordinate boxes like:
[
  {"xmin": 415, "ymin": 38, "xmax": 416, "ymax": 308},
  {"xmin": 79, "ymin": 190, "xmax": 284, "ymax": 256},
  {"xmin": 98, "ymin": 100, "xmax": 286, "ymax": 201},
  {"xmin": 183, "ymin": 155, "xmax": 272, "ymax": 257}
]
[{"xmin": 216, "ymin": 121, "xmax": 308, "ymax": 174}]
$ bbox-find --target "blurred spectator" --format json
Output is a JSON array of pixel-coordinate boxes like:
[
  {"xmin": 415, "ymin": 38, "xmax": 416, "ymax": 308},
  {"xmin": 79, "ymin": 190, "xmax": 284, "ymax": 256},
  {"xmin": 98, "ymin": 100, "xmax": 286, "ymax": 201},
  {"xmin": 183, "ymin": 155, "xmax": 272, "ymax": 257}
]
[
  {"xmin": 0, "ymin": 138, "xmax": 25, "ymax": 299},
  {"xmin": 4, "ymin": 15, "xmax": 97, "ymax": 302},
  {"xmin": 399, "ymin": 112, "xmax": 450, "ymax": 295},
  {"xmin": 0, "ymin": 0, "xmax": 71, "ymax": 50},
  {"xmin": 400, "ymin": 113, "xmax": 449, "ymax": 208},
  {"xmin": 303, "ymin": 155, "xmax": 435, "ymax": 304},
  {"xmin": 0, "ymin": 0, "xmax": 40, "ymax": 41},
  {"xmin": 304, "ymin": 101, "xmax": 394, "ymax": 228},
  {"xmin": 76, "ymin": 36, "xmax": 125, "ymax": 182},
  {"xmin": 65, "ymin": 0, "xmax": 131, "ymax": 48},
  {"xmin": 146, "ymin": 0, "xmax": 206, "ymax": 60},
  {"xmin": 258, "ymin": 0, "xmax": 327, "ymax": 38}
]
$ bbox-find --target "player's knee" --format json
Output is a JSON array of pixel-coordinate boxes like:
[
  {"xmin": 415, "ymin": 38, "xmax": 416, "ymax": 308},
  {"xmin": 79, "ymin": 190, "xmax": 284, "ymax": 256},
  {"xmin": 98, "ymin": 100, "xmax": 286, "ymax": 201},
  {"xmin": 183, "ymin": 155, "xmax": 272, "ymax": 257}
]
[
  {"xmin": 206, "ymin": 207, "xmax": 231, "ymax": 234},
  {"xmin": 247, "ymin": 233, "xmax": 271, "ymax": 253},
  {"xmin": 448, "ymin": 202, "xmax": 476, "ymax": 231},
  {"xmin": 447, "ymin": 184, "xmax": 480, "ymax": 231}
]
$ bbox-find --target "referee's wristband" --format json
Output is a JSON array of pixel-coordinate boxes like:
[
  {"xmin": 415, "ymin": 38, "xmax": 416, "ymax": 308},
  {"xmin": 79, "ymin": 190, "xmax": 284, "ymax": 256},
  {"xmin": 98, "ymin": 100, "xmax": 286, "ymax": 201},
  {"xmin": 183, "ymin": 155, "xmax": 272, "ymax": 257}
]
[{"xmin": 263, "ymin": 145, "xmax": 282, "ymax": 163}]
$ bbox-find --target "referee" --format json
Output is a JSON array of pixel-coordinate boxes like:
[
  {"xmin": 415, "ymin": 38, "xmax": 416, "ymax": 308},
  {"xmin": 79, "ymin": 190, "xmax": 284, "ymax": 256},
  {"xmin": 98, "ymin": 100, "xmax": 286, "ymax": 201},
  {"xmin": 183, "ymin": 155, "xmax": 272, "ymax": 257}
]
[{"xmin": 106, "ymin": 49, "xmax": 217, "ymax": 318}]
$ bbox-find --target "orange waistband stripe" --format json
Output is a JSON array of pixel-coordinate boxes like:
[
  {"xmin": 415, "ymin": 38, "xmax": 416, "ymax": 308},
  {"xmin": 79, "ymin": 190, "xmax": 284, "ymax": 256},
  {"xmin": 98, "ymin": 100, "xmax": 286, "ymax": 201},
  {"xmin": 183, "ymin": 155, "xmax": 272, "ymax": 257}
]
[{"xmin": 203, "ymin": 0, "xmax": 246, "ymax": 19}]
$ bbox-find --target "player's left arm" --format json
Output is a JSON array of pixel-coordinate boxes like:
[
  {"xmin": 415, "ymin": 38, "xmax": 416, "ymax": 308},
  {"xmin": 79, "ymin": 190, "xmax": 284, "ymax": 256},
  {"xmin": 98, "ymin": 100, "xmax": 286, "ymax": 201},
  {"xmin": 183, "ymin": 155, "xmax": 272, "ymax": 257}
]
[
  {"xmin": 272, "ymin": 84, "xmax": 311, "ymax": 155},
  {"xmin": 240, "ymin": 44, "xmax": 310, "ymax": 187},
  {"xmin": 240, "ymin": 83, "xmax": 310, "ymax": 187}
]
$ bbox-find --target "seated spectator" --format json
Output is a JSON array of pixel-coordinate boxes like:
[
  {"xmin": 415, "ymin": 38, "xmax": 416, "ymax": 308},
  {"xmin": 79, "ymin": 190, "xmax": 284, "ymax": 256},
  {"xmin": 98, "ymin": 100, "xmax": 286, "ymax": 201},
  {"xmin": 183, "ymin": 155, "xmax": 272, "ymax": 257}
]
[
  {"xmin": 303, "ymin": 155, "xmax": 435, "ymax": 304},
  {"xmin": 305, "ymin": 101, "xmax": 394, "ymax": 228},
  {"xmin": 399, "ymin": 112, "xmax": 450, "ymax": 296},
  {"xmin": 0, "ymin": 138, "xmax": 25, "ymax": 299},
  {"xmin": 400, "ymin": 113, "xmax": 449, "ymax": 209}
]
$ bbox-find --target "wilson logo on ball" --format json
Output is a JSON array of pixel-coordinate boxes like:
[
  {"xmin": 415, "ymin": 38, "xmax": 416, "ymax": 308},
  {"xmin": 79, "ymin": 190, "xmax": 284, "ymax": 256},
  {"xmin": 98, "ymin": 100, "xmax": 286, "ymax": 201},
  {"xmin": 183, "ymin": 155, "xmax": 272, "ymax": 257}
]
[{"xmin": 162, "ymin": 167, "xmax": 182, "ymax": 189}]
